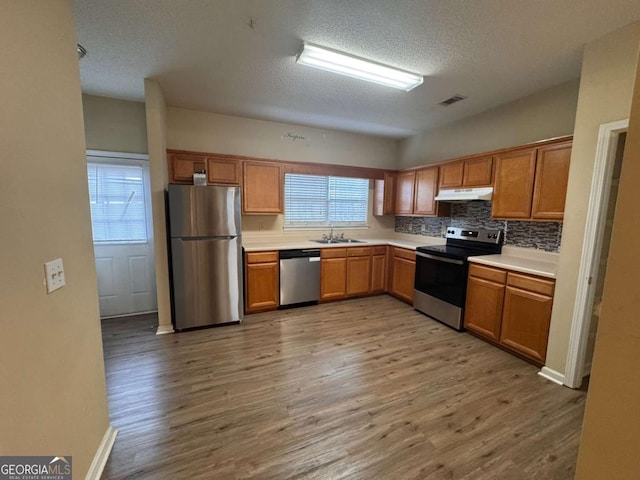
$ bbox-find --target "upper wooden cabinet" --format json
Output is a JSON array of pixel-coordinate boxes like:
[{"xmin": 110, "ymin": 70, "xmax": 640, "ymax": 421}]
[
  {"xmin": 394, "ymin": 167, "xmax": 449, "ymax": 217},
  {"xmin": 463, "ymin": 156, "xmax": 494, "ymax": 187},
  {"xmin": 168, "ymin": 152, "xmax": 240, "ymax": 185},
  {"xmin": 492, "ymin": 148, "xmax": 538, "ymax": 219},
  {"xmin": 169, "ymin": 153, "xmax": 207, "ymax": 183},
  {"xmin": 394, "ymin": 171, "xmax": 416, "ymax": 215},
  {"xmin": 492, "ymin": 141, "xmax": 571, "ymax": 221},
  {"xmin": 373, "ymin": 172, "xmax": 396, "ymax": 216},
  {"xmin": 531, "ymin": 142, "xmax": 572, "ymax": 220},
  {"xmin": 242, "ymin": 161, "xmax": 283, "ymax": 214},
  {"xmin": 439, "ymin": 156, "xmax": 493, "ymax": 189},
  {"xmin": 439, "ymin": 161, "xmax": 464, "ymax": 188},
  {"xmin": 207, "ymin": 156, "xmax": 240, "ymax": 185},
  {"xmin": 413, "ymin": 167, "xmax": 439, "ymax": 215}
]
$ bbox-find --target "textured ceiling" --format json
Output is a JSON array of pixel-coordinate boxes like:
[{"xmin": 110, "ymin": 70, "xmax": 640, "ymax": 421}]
[{"xmin": 74, "ymin": 0, "xmax": 640, "ymax": 138}]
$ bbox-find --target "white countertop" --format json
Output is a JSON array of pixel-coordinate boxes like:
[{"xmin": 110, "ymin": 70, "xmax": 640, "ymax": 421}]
[
  {"xmin": 243, "ymin": 235, "xmax": 559, "ymax": 278},
  {"xmin": 468, "ymin": 246, "xmax": 558, "ymax": 278},
  {"xmin": 242, "ymin": 236, "xmax": 440, "ymax": 252}
]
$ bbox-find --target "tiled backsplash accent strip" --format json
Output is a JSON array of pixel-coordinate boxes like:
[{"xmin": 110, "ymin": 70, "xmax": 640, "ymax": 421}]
[{"xmin": 395, "ymin": 202, "xmax": 562, "ymax": 252}]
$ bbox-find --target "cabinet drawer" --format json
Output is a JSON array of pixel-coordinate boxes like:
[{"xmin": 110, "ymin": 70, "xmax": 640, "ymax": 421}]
[
  {"xmin": 246, "ymin": 251, "xmax": 278, "ymax": 264},
  {"xmin": 469, "ymin": 264, "xmax": 506, "ymax": 284},
  {"xmin": 371, "ymin": 246, "xmax": 387, "ymax": 256},
  {"xmin": 321, "ymin": 248, "xmax": 347, "ymax": 259},
  {"xmin": 507, "ymin": 273, "xmax": 555, "ymax": 296},
  {"xmin": 347, "ymin": 247, "xmax": 371, "ymax": 257},
  {"xmin": 393, "ymin": 248, "xmax": 416, "ymax": 261}
]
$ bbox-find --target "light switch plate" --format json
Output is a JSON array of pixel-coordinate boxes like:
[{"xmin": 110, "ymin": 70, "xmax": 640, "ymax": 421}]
[{"xmin": 44, "ymin": 258, "xmax": 65, "ymax": 293}]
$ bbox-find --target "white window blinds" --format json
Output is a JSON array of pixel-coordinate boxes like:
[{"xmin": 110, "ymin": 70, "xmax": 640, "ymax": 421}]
[
  {"xmin": 87, "ymin": 162, "xmax": 148, "ymax": 244},
  {"xmin": 284, "ymin": 173, "xmax": 369, "ymax": 227}
]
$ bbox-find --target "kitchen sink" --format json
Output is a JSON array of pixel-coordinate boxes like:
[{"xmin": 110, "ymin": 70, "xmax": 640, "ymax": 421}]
[{"xmin": 311, "ymin": 238, "xmax": 366, "ymax": 244}]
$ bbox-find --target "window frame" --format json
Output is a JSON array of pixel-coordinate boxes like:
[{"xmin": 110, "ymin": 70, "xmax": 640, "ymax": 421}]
[
  {"xmin": 283, "ymin": 173, "xmax": 370, "ymax": 229},
  {"xmin": 86, "ymin": 155, "xmax": 152, "ymax": 245}
]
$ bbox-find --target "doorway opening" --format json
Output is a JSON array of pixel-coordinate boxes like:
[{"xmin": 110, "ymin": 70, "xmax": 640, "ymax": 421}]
[
  {"xmin": 86, "ymin": 150, "xmax": 158, "ymax": 319},
  {"xmin": 564, "ymin": 120, "xmax": 628, "ymax": 389}
]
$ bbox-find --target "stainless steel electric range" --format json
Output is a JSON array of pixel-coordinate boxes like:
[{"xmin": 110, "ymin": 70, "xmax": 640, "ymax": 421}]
[{"xmin": 414, "ymin": 226, "xmax": 504, "ymax": 331}]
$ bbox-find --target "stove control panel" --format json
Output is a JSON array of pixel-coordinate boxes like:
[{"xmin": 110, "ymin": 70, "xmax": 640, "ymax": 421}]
[{"xmin": 445, "ymin": 227, "xmax": 503, "ymax": 244}]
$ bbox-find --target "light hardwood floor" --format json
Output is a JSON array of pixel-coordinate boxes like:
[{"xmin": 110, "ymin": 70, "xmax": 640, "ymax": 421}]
[{"xmin": 101, "ymin": 296, "xmax": 586, "ymax": 480}]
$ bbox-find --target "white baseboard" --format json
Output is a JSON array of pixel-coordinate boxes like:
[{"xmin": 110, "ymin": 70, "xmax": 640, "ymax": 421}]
[
  {"xmin": 156, "ymin": 324, "xmax": 174, "ymax": 335},
  {"xmin": 85, "ymin": 425, "xmax": 118, "ymax": 480},
  {"xmin": 538, "ymin": 367, "xmax": 565, "ymax": 386}
]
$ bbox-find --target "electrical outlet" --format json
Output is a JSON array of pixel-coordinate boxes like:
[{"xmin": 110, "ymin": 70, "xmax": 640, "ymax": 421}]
[{"xmin": 44, "ymin": 258, "xmax": 65, "ymax": 293}]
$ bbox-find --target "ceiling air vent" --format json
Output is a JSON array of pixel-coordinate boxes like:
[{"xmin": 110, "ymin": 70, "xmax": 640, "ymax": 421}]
[{"xmin": 439, "ymin": 94, "xmax": 467, "ymax": 106}]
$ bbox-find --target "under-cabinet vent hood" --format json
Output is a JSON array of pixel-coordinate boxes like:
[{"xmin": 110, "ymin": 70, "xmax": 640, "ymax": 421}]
[{"xmin": 434, "ymin": 187, "xmax": 493, "ymax": 202}]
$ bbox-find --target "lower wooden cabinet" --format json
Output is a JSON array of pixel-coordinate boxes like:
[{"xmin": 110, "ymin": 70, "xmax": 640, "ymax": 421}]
[
  {"xmin": 464, "ymin": 264, "xmax": 555, "ymax": 365},
  {"xmin": 465, "ymin": 274, "xmax": 505, "ymax": 342},
  {"xmin": 346, "ymin": 248, "xmax": 371, "ymax": 296},
  {"xmin": 388, "ymin": 247, "xmax": 416, "ymax": 305},
  {"xmin": 320, "ymin": 249, "xmax": 348, "ymax": 300},
  {"xmin": 500, "ymin": 273, "xmax": 555, "ymax": 364},
  {"xmin": 245, "ymin": 251, "xmax": 279, "ymax": 313},
  {"xmin": 370, "ymin": 247, "xmax": 387, "ymax": 294}
]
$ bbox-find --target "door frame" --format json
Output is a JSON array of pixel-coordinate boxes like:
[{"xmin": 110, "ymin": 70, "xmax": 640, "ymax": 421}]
[
  {"xmin": 87, "ymin": 149, "xmax": 156, "ymax": 317},
  {"xmin": 563, "ymin": 119, "xmax": 628, "ymax": 389}
]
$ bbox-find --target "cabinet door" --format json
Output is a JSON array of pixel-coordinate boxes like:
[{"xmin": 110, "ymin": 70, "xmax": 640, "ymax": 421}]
[
  {"xmin": 492, "ymin": 148, "xmax": 537, "ymax": 219},
  {"xmin": 370, "ymin": 254, "xmax": 386, "ymax": 294},
  {"xmin": 374, "ymin": 172, "xmax": 396, "ymax": 216},
  {"xmin": 439, "ymin": 161, "xmax": 463, "ymax": 188},
  {"xmin": 464, "ymin": 276, "xmax": 505, "ymax": 341},
  {"xmin": 394, "ymin": 171, "xmax": 416, "ymax": 215},
  {"xmin": 170, "ymin": 154, "xmax": 207, "ymax": 183},
  {"xmin": 413, "ymin": 167, "xmax": 438, "ymax": 216},
  {"xmin": 391, "ymin": 257, "xmax": 416, "ymax": 304},
  {"xmin": 207, "ymin": 157, "xmax": 240, "ymax": 185},
  {"xmin": 463, "ymin": 156, "xmax": 493, "ymax": 187},
  {"xmin": 531, "ymin": 142, "xmax": 572, "ymax": 220},
  {"xmin": 242, "ymin": 161, "xmax": 283, "ymax": 214},
  {"xmin": 320, "ymin": 257, "xmax": 347, "ymax": 300},
  {"xmin": 347, "ymin": 256, "xmax": 371, "ymax": 296},
  {"xmin": 500, "ymin": 286, "xmax": 553, "ymax": 364},
  {"xmin": 245, "ymin": 262, "xmax": 279, "ymax": 313}
]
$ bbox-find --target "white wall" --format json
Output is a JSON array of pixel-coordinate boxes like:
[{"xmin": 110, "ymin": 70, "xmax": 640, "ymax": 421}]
[
  {"xmin": 82, "ymin": 94, "xmax": 148, "ymax": 153},
  {"xmin": 145, "ymin": 80, "xmax": 172, "ymax": 332},
  {"xmin": 0, "ymin": 1, "xmax": 109, "ymax": 476},
  {"xmin": 399, "ymin": 80, "xmax": 579, "ymax": 167},
  {"xmin": 167, "ymin": 107, "xmax": 399, "ymax": 169},
  {"xmin": 546, "ymin": 21, "xmax": 640, "ymax": 375}
]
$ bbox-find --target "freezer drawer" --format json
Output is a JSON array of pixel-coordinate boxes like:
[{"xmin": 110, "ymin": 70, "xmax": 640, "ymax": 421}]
[{"xmin": 171, "ymin": 236, "xmax": 243, "ymax": 329}]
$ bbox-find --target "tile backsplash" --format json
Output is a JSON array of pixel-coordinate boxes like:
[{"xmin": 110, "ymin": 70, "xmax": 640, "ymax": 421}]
[{"xmin": 395, "ymin": 202, "xmax": 563, "ymax": 252}]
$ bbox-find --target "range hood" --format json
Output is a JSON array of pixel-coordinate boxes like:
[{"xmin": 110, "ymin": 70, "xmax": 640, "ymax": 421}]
[{"xmin": 434, "ymin": 187, "xmax": 493, "ymax": 202}]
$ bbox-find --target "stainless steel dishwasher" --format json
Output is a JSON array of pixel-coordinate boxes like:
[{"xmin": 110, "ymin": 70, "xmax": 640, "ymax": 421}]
[{"xmin": 279, "ymin": 249, "xmax": 321, "ymax": 307}]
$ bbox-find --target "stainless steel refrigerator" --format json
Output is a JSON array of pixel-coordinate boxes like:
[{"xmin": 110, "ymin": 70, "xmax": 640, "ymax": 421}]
[{"xmin": 168, "ymin": 184, "xmax": 243, "ymax": 330}]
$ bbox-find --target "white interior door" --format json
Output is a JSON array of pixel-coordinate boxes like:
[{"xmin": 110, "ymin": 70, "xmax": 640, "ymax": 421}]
[{"xmin": 87, "ymin": 153, "xmax": 157, "ymax": 318}]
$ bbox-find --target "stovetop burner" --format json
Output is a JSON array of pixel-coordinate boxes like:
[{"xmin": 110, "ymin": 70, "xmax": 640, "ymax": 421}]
[{"xmin": 417, "ymin": 226, "xmax": 503, "ymax": 260}]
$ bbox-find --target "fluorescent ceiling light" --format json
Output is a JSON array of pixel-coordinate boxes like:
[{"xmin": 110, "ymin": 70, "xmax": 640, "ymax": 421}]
[{"xmin": 296, "ymin": 42, "xmax": 423, "ymax": 92}]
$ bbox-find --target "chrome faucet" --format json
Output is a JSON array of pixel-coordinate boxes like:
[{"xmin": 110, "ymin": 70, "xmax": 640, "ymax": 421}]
[{"xmin": 329, "ymin": 224, "xmax": 334, "ymax": 241}]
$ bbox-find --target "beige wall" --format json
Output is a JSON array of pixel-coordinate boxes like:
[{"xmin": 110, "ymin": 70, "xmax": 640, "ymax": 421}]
[
  {"xmin": 546, "ymin": 21, "xmax": 640, "ymax": 375},
  {"xmin": 82, "ymin": 94, "xmax": 148, "ymax": 153},
  {"xmin": 167, "ymin": 107, "xmax": 399, "ymax": 169},
  {"xmin": 398, "ymin": 80, "xmax": 579, "ymax": 167},
  {"xmin": 574, "ymin": 44, "xmax": 640, "ymax": 480},
  {"xmin": 0, "ymin": 1, "xmax": 109, "ymax": 477},
  {"xmin": 166, "ymin": 107, "xmax": 399, "ymax": 237},
  {"xmin": 144, "ymin": 80, "xmax": 172, "ymax": 332}
]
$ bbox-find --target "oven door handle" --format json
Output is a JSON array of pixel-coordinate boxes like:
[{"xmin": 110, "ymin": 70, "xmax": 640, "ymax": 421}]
[{"xmin": 416, "ymin": 251, "xmax": 465, "ymax": 265}]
